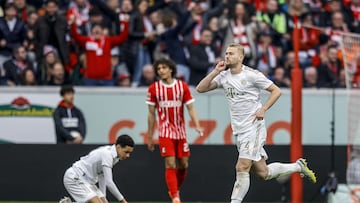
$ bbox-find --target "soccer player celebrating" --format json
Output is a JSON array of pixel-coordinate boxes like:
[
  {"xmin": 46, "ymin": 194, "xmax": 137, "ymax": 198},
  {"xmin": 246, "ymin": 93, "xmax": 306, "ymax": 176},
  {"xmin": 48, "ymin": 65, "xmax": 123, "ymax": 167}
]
[
  {"xmin": 196, "ymin": 43, "xmax": 317, "ymax": 203},
  {"xmin": 146, "ymin": 58, "xmax": 202, "ymax": 203},
  {"xmin": 60, "ymin": 134, "xmax": 134, "ymax": 203}
]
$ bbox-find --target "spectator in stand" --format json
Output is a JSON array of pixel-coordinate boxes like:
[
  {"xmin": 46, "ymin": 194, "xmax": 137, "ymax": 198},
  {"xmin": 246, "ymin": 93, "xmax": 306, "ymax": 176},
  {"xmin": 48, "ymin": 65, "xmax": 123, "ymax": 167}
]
[
  {"xmin": 88, "ymin": 0, "xmax": 133, "ymax": 37},
  {"xmin": 183, "ymin": 0, "xmax": 227, "ymax": 46},
  {"xmin": 302, "ymin": 0, "xmax": 323, "ymax": 25},
  {"xmin": 111, "ymin": 47, "xmax": 130, "ymax": 83},
  {"xmin": 317, "ymin": 45, "xmax": 343, "ymax": 88},
  {"xmin": 138, "ymin": 64, "xmax": 156, "ymax": 87},
  {"xmin": 303, "ymin": 66, "xmax": 319, "ymax": 88},
  {"xmin": 256, "ymin": 0, "xmax": 293, "ymax": 52},
  {"xmin": 256, "ymin": 29, "xmax": 278, "ymax": 76},
  {"xmin": 280, "ymin": 50, "xmax": 296, "ymax": 81},
  {"xmin": 347, "ymin": 0, "xmax": 360, "ymax": 32},
  {"xmin": 3, "ymin": 44, "xmax": 35, "ymax": 86},
  {"xmin": 123, "ymin": 0, "xmax": 158, "ymax": 86},
  {"xmin": 19, "ymin": 68, "xmax": 37, "ymax": 86},
  {"xmin": 287, "ymin": 0, "xmax": 309, "ymax": 18},
  {"xmin": 157, "ymin": 1, "xmax": 195, "ymax": 83},
  {"xmin": 319, "ymin": 0, "xmax": 353, "ymax": 29},
  {"xmin": 70, "ymin": 13, "xmax": 129, "ymax": 86},
  {"xmin": 298, "ymin": 12, "xmax": 321, "ymax": 68},
  {"xmin": 271, "ymin": 66, "xmax": 289, "ymax": 87},
  {"xmin": 117, "ymin": 72, "xmax": 131, "ymax": 87},
  {"xmin": 120, "ymin": 0, "xmax": 134, "ymax": 15},
  {"xmin": 66, "ymin": 0, "xmax": 91, "ymax": 32},
  {"xmin": 33, "ymin": 0, "xmax": 69, "ymax": 68},
  {"xmin": 187, "ymin": 27, "xmax": 220, "ymax": 86},
  {"xmin": 113, "ymin": 52, "xmax": 131, "ymax": 87},
  {"xmin": 38, "ymin": 45, "xmax": 61, "ymax": 85},
  {"xmin": 222, "ymin": 1, "xmax": 257, "ymax": 67},
  {"xmin": 325, "ymin": 11, "xmax": 353, "ymax": 46},
  {"xmin": 0, "ymin": 3, "xmax": 27, "ymax": 72},
  {"xmin": 53, "ymin": 85, "xmax": 86, "ymax": 144},
  {"xmin": 14, "ymin": 0, "xmax": 36, "ymax": 23},
  {"xmin": 47, "ymin": 61, "xmax": 72, "ymax": 86},
  {"xmin": 207, "ymin": 16, "xmax": 225, "ymax": 56},
  {"xmin": 23, "ymin": 11, "xmax": 38, "ymax": 69}
]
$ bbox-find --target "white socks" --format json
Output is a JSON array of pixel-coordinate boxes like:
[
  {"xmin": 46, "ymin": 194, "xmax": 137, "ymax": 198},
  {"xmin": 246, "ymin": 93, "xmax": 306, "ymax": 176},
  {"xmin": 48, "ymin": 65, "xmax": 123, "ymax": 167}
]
[
  {"xmin": 265, "ymin": 162, "xmax": 300, "ymax": 180},
  {"xmin": 230, "ymin": 172, "xmax": 250, "ymax": 203}
]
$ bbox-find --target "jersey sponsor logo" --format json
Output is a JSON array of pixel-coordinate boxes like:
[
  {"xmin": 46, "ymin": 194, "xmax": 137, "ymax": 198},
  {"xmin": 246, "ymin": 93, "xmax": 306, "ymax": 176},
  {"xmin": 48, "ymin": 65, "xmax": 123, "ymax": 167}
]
[
  {"xmin": 158, "ymin": 100, "xmax": 182, "ymax": 108},
  {"xmin": 225, "ymin": 87, "xmax": 245, "ymax": 98}
]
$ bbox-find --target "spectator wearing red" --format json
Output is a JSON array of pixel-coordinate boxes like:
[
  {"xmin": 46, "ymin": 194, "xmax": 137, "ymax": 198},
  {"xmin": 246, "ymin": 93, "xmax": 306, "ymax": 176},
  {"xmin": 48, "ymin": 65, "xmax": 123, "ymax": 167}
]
[
  {"xmin": 298, "ymin": 12, "xmax": 321, "ymax": 67},
  {"xmin": 70, "ymin": 14, "xmax": 129, "ymax": 86}
]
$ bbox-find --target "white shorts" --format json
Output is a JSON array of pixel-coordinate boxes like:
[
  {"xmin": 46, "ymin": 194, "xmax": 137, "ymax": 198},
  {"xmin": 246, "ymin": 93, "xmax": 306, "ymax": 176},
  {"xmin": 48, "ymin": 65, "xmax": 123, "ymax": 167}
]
[
  {"xmin": 235, "ymin": 119, "xmax": 268, "ymax": 161},
  {"xmin": 63, "ymin": 167, "xmax": 104, "ymax": 202}
]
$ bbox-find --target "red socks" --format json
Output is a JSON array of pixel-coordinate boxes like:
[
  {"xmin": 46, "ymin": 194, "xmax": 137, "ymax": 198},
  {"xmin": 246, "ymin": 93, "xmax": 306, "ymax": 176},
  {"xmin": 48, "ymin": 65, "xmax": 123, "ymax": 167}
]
[
  {"xmin": 177, "ymin": 168, "xmax": 187, "ymax": 188},
  {"xmin": 165, "ymin": 168, "xmax": 178, "ymax": 198}
]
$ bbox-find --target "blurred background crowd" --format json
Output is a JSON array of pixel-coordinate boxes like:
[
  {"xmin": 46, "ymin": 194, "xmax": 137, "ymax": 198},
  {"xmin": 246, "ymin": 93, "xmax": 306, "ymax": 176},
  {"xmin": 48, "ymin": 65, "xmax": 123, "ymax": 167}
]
[{"xmin": 0, "ymin": 0, "xmax": 359, "ymax": 88}]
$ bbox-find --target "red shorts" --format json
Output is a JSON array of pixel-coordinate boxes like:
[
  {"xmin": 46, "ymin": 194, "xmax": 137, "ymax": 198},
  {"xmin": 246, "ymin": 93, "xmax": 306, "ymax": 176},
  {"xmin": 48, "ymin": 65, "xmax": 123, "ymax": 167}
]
[{"xmin": 158, "ymin": 137, "xmax": 190, "ymax": 158}]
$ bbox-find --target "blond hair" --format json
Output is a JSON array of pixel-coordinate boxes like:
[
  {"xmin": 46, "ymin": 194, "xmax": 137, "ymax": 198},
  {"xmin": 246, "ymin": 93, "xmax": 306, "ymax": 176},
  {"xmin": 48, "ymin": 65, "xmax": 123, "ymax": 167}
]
[{"xmin": 227, "ymin": 43, "xmax": 245, "ymax": 56}]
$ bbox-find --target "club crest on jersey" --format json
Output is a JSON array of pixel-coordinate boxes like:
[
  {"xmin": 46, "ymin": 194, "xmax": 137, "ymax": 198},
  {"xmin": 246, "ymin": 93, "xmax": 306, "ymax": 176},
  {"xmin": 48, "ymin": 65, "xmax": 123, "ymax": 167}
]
[{"xmin": 241, "ymin": 80, "xmax": 247, "ymax": 85}]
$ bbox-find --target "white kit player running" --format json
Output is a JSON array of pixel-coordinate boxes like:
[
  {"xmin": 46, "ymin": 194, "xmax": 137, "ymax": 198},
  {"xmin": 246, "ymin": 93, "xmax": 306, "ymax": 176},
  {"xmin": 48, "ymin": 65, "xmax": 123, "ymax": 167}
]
[
  {"xmin": 60, "ymin": 134, "xmax": 134, "ymax": 203},
  {"xmin": 196, "ymin": 43, "xmax": 317, "ymax": 203}
]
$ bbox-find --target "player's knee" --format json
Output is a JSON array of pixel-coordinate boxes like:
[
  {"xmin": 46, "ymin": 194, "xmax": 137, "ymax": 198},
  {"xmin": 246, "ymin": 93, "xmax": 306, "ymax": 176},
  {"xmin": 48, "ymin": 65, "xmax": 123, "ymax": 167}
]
[
  {"xmin": 236, "ymin": 163, "xmax": 251, "ymax": 172},
  {"xmin": 178, "ymin": 162, "xmax": 188, "ymax": 169},
  {"xmin": 257, "ymin": 171, "xmax": 269, "ymax": 180},
  {"xmin": 255, "ymin": 167, "xmax": 270, "ymax": 180},
  {"xmin": 165, "ymin": 163, "xmax": 177, "ymax": 168}
]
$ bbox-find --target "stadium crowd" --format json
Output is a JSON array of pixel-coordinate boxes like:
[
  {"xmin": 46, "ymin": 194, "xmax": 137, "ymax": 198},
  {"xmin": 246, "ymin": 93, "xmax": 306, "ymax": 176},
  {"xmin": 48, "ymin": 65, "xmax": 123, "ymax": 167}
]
[{"xmin": 0, "ymin": 0, "xmax": 359, "ymax": 88}]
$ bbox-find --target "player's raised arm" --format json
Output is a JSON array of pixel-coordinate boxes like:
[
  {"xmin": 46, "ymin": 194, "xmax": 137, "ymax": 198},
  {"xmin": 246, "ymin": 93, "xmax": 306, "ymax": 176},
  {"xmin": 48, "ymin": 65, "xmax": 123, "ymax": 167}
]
[{"xmin": 196, "ymin": 61, "xmax": 226, "ymax": 93}]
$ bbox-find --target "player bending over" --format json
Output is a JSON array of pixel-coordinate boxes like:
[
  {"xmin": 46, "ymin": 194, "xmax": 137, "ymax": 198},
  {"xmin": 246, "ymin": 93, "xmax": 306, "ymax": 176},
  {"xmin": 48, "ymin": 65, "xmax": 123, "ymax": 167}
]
[{"xmin": 60, "ymin": 134, "xmax": 134, "ymax": 203}]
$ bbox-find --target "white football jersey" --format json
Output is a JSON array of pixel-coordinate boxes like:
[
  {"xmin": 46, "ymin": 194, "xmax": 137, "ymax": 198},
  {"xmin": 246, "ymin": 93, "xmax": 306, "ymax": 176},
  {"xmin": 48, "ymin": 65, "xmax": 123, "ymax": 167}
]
[
  {"xmin": 72, "ymin": 145, "xmax": 119, "ymax": 184},
  {"xmin": 213, "ymin": 65, "xmax": 273, "ymax": 134}
]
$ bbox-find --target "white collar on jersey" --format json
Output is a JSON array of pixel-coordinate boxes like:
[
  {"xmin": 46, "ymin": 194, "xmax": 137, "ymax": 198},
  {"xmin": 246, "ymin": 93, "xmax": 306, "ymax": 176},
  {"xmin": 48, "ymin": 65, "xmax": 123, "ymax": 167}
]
[{"xmin": 159, "ymin": 79, "xmax": 177, "ymax": 87}]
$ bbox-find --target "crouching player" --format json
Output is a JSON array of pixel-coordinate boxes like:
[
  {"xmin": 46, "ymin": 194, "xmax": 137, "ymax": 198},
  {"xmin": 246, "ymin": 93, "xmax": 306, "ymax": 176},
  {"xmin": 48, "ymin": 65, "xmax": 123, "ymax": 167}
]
[{"xmin": 60, "ymin": 134, "xmax": 134, "ymax": 203}]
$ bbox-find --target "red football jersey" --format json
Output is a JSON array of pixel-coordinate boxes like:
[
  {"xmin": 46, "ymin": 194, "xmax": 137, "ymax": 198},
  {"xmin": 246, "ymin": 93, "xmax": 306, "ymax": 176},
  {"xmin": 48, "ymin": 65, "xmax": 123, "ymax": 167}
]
[{"xmin": 146, "ymin": 79, "xmax": 194, "ymax": 139}]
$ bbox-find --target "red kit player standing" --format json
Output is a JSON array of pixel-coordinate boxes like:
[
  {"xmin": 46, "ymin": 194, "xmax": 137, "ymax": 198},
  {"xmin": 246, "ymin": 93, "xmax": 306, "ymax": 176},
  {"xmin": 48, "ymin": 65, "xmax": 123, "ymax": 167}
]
[{"xmin": 146, "ymin": 58, "xmax": 202, "ymax": 203}]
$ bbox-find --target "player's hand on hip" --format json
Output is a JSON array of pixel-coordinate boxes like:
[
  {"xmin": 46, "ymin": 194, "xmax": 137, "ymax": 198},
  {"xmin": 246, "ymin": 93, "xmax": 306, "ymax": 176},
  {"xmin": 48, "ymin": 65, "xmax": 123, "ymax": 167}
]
[
  {"xmin": 253, "ymin": 108, "xmax": 265, "ymax": 123},
  {"xmin": 215, "ymin": 61, "xmax": 226, "ymax": 72}
]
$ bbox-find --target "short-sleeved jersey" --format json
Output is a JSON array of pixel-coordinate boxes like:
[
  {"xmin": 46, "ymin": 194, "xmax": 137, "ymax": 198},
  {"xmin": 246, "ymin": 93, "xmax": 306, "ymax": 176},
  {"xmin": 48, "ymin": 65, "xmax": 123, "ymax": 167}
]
[
  {"xmin": 213, "ymin": 65, "xmax": 273, "ymax": 134},
  {"xmin": 146, "ymin": 79, "xmax": 194, "ymax": 139},
  {"xmin": 72, "ymin": 145, "xmax": 119, "ymax": 184}
]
